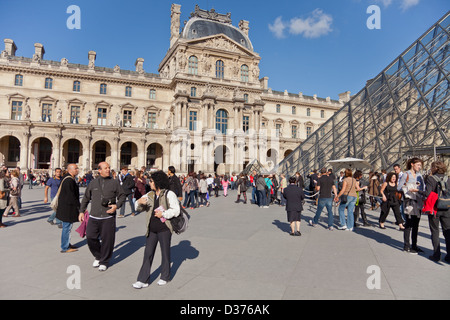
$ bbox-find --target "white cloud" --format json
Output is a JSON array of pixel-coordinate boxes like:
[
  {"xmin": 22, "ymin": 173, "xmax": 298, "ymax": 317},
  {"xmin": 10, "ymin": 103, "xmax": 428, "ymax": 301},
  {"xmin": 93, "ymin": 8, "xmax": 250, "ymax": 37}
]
[
  {"xmin": 373, "ymin": 0, "xmax": 420, "ymax": 11},
  {"xmin": 268, "ymin": 16, "xmax": 286, "ymax": 39},
  {"xmin": 399, "ymin": 0, "xmax": 420, "ymax": 11},
  {"xmin": 269, "ymin": 9, "xmax": 333, "ymax": 39}
]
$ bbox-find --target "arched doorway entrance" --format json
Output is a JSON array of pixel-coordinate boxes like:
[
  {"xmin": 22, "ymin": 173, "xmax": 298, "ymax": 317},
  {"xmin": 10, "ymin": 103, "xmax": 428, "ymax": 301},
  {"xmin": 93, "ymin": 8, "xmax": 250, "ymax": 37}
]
[
  {"xmin": 62, "ymin": 139, "xmax": 83, "ymax": 167},
  {"xmin": 0, "ymin": 136, "xmax": 21, "ymax": 168},
  {"xmin": 214, "ymin": 145, "xmax": 230, "ymax": 175},
  {"xmin": 120, "ymin": 142, "xmax": 138, "ymax": 168},
  {"xmin": 92, "ymin": 140, "xmax": 111, "ymax": 169},
  {"xmin": 146, "ymin": 143, "xmax": 163, "ymax": 170},
  {"xmin": 31, "ymin": 137, "xmax": 52, "ymax": 169}
]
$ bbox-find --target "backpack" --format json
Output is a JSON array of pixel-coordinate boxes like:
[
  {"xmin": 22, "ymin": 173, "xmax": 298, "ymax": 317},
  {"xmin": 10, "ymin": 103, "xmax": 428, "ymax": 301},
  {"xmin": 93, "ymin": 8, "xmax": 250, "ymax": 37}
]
[
  {"xmin": 164, "ymin": 191, "xmax": 190, "ymax": 234},
  {"xmin": 431, "ymin": 175, "xmax": 450, "ymax": 211}
]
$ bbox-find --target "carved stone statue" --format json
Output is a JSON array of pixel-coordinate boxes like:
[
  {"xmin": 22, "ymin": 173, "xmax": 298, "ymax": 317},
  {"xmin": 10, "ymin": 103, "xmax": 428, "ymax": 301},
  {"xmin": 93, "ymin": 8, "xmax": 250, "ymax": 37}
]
[
  {"xmin": 57, "ymin": 109, "xmax": 62, "ymax": 123},
  {"xmin": 86, "ymin": 111, "xmax": 92, "ymax": 124}
]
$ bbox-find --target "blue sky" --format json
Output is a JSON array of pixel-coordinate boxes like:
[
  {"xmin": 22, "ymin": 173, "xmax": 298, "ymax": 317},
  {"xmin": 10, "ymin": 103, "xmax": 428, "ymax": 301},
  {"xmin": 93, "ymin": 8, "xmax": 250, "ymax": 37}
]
[{"xmin": 0, "ymin": 0, "xmax": 448, "ymax": 100}]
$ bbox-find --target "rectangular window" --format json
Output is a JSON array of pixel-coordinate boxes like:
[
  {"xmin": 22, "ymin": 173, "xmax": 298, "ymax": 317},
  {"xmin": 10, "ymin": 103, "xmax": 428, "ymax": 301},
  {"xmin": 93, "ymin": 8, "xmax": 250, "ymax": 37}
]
[
  {"xmin": 73, "ymin": 81, "xmax": 80, "ymax": 92},
  {"xmin": 97, "ymin": 108, "xmax": 107, "ymax": 125},
  {"xmin": 189, "ymin": 111, "xmax": 197, "ymax": 131},
  {"xmin": 321, "ymin": 110, "xmax": 325, "ymax": 118},
  {"xmin": 125, "ymin": 86, "xmax": 132, "ymax": 97},
  {"xmin": 11, "ymin": 101, "xmax": 23, "ymax": 120},
  {"xmin": 100, "ymin": 84, "xmax": 107, "ymax": 95},
  {"xmin": 15, "ymin": 75, "xmax": 23, "ymax": 86},
  {"xmin": 292, "ymin": 125, "xmax": 297, "ymax": 139},
  {"xmin": 71, "ymin": 106, "xmax": 81, "ymax": 124},
  {"xmin": 306, "ymin": 126, "xmax": 312, "ymax": 138},
  {"xmin": 191, "ymin": 87, "xmax": 197, "ymax": 97},
  {"xmin": 276, "ymin": 123, "xmax": 282, "ymax": 137},
  {"xmin": 42, "ymin": 103, "xmax": 52, "ymax": 122},
  {"xmin": 276, "ymin": 104, "xmax": 281, "ymax": 113},
  {"xmin": 149, "ymin": 89, "xmax": 156, "ymax": 100},
  {"xmin": 45, "ymin": 78, "xmax": 53, "ymax": 89},
  {"xmin": 243, "ymin": 116, "xmax": 249, "ymax": 133},
  {"xmin": 123, "ymin": 110, "xmax": 132, "ymax": 127},
  {"xmin": 148, "ymin": 112, "xmax": 157, "ymax": 129}
]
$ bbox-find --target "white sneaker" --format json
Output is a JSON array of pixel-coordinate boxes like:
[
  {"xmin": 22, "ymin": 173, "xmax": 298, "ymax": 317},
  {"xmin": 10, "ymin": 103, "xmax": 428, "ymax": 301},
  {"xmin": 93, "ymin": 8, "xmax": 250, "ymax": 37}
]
[
  {"xmin": 309, "ymin": 219, "xmax": 317, "ymax": 227},
  {"xmin": 98, "ymin": 265, "xmax": 107, "ymax": 271},
  {"xmin": 157, "ymin": 279, "xmax": 167, "ymax": 286},
  {"xmin": 132, "ymin": 281, "xmax": 149, "ymax": 289},
  {"xmin": 92, "ymin": 260, "xmax": 100, "ymax": 268},
  {"xmin": 338, "ymin": 225, "xmax": 347, "ymax": 230}
]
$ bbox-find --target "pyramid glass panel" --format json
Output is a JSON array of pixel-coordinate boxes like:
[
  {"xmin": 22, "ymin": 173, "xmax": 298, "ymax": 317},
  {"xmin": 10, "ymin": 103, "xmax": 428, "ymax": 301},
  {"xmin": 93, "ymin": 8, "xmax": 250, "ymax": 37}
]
[{"xmin": 276, "ymin": 12, "xmax": 450, "ymax": 179}]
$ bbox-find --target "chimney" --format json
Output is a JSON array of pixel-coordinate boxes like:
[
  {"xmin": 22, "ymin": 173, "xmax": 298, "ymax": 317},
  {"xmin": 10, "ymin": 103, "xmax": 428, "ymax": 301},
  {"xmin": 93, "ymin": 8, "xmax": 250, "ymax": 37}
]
[
  {"xmin": 88, "ymin": 51, "xmax": 96, "ymax": 69},
  {"xmin": 239, "ymin": 20, "xmax": 249, "ymax": 36},
  {"xmin": 4, "ymin": 39, "xmax": 17, "ymax": 56},
  {"xmin": 135, "ymin": 58, "xmax": 144, "ymax": 74},
  {"xmin": 338, "ymin": 91, "xmax": 351, "ymax": 103},
  {"xmin": 260, "ymin": 77, "xmax": 269, "ymax": 90},
  {"xmin": 170, "ymin": 4, "xmax": 181, "ymax": 48},
  {"xmin": 34, "ymin": 43, "xmax": 45, "ymax": 60}
]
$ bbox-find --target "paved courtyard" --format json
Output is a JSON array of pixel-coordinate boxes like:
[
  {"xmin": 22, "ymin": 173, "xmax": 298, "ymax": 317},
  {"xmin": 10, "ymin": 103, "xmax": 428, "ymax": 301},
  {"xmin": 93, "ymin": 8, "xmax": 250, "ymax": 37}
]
[{"xmin": 0, "ymin": 185, "xmax": 449, "ymax": 300}]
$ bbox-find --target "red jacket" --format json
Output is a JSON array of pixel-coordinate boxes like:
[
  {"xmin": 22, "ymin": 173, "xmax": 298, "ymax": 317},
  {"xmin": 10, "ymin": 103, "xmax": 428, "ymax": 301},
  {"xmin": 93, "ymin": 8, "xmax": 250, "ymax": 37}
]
[{"xmin": 422, "ymin": 192, "xmax": 438, "ymax": 216}]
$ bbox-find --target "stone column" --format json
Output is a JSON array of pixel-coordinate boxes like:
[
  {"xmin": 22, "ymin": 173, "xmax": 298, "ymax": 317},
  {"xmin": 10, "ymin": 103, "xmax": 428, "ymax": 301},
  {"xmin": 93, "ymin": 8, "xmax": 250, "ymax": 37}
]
[{"xmin": 20, "ymin": 131, "xmax": 30, "ymax": 170}]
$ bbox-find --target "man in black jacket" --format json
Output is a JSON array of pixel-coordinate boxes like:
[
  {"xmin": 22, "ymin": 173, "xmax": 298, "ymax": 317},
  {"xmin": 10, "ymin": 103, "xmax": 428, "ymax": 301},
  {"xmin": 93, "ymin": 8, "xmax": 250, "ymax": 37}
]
[
  {"xmin": 168, "ymin": 166, "xmax": 182, "ymax": 201},
  {"xmin": 79, "ymin": 162, "xmax": 126, "ymax": 271},
  {"xmin": 282, "ymin": 176, "xmax": 305, "ymax": 236},
  {"xmin": 118, "ymin": 166, "xmax": 136, "ymax": 217},
  {"xmin": 56, "ymin": 164, "xmax": 80, "ymax": 253}
]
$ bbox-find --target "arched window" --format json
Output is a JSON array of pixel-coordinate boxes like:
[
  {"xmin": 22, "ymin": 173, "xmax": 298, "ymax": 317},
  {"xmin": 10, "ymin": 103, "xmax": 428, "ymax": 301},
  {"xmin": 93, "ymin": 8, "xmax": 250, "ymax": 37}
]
[
  {"xmin": 100, "ymin": 83, "xmax": 107, "ymax": 95},
  {"xmin": 307, "ymin": 108, "xmax": 311, "ymax": 116},
  {"xmin": 243, "ymin": 93, "xmax": 249, "ymax": 103},
  {"xmin": 188, "ymin": 56, "xmax": 198, "ymax": 75},
  {"xmin": 215, "ymin": 109, "xmax": 228, "ymax": 134},
  {"xmin": 191, "ymin": 87, "xmax": 197, "ymax": 97},
  {"xmin": 216, "ymin": 60, "xmax": 224, "ymax": 79},
  {"xmin": 241, "ymin": 64, "xmax": 249, "ymax": 82}
]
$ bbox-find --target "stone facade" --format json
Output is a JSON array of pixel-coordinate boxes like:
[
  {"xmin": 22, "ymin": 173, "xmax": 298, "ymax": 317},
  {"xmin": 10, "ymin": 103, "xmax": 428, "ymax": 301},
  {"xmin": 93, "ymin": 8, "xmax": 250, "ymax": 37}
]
[{"xmin": 0, "ymin": 4, "xmax": 347, "ymax": 175}]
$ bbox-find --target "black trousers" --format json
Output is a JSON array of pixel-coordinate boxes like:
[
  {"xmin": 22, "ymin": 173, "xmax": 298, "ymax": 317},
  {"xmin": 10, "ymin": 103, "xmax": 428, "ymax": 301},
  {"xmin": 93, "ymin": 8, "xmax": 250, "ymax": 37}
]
[
  {"xmin": 86, "ymin": 217, "xmax": 116, "ymax": 266},
  {"xmin": 379, "ymin": 201, "xmax": 404, "ymax": 225},
  {"xmin": 428, "ymin": 212, "xmax": 450, "ymax": 260},
  {"xmin": 403, "ymin": 215, "xmax": 420, "ymax": 249},
  {"xmin": 137, "ymin": 230, "xmax": 172, "ymax": 283}
]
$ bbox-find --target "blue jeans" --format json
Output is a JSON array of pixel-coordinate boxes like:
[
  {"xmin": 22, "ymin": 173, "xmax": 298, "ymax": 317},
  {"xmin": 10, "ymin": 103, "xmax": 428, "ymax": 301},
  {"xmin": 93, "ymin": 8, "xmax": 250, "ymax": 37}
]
[
  {"xmin": 256, "ymin": 190, "xmax": 266, "ymax": 207},
  {"xmin": 47, "ymin": 196, "xmax": 62, "ymax": 225},
  {"xmin": 338, "ymin": 196, "xmax": 357, "ymax": 229},
  {"xmin": 61, "ymin": 222, "xmax": 73, "ymax": 251},
  {"xmin": 120, "ymin": 193, "xmax": 136, "ymax": 216},
  {"xmin": 313, "ymin": 198, "xmax": 334, "ymax": 227}
]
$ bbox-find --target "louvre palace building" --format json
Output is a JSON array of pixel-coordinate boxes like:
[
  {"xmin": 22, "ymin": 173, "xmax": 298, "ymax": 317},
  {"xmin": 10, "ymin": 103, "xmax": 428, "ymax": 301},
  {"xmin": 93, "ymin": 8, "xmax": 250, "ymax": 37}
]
[{"xmin": 0, "ymin": 4, "xmax": 348, "ymax": 175}]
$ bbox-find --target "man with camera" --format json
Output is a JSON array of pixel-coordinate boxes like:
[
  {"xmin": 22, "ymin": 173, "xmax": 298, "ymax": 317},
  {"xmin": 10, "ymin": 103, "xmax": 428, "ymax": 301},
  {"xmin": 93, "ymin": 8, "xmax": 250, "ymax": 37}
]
[{"xmin": 79, "ymin": 162, "xmax": 126, "ymax": 271}]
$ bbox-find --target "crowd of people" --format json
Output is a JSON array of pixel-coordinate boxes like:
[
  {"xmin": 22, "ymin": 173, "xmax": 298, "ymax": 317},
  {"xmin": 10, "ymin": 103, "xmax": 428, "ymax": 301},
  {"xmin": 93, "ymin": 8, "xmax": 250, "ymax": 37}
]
[{"xmin": 0, "ymin": 157, "xmax": 448, "ymax": 289}]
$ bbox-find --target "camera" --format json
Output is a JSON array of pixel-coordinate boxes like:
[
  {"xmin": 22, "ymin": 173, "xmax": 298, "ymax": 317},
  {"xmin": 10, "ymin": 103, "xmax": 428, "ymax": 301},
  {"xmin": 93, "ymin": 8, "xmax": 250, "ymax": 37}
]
[{"xmin": 101, "ymin": 198, "xmax": 116, "ymax": 207}]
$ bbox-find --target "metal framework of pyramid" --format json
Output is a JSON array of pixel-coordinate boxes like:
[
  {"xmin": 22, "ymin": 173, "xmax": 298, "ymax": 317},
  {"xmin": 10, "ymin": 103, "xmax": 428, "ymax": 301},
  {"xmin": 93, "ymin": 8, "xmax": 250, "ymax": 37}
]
[
  {"xmin": 241, "ymin": 159, "xmax": 270, "ymax": 176},
  {"xmin": 276, "ymin": 11, "xmax": 450, "ymax": 177}
]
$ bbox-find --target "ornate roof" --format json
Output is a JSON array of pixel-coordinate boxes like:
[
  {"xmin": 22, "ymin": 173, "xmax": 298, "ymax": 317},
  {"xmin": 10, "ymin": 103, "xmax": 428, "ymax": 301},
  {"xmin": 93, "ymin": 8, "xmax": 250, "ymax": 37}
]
[{"xmin": 181, "ymin": 5, "xmax": 253, "ymax": 51}]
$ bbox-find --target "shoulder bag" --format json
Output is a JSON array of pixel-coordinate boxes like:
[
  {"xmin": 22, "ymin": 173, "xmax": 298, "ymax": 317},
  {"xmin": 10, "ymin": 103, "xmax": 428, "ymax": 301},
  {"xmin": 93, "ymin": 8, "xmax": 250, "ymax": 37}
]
[{"xmin": 50, "ymin": 176, "xmax": 73, "ymax": 212}]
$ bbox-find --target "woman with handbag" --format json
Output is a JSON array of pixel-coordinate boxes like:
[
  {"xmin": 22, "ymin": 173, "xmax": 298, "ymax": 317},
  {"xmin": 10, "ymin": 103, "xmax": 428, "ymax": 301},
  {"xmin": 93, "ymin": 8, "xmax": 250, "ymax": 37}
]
[
  {"xmin": 378, "ymin": 172, "xmax": 405, "ymax": 230},
  {"xmin": 133, "ymin": 170, "xmax": 180, "ymax": 288},
  {"xmin": 3, "ymin": 170, "xmax": 20, "ymax": 217},
  {"xmin": 335, "ymin": 169, "xmax": 358, "ymax": 231}
]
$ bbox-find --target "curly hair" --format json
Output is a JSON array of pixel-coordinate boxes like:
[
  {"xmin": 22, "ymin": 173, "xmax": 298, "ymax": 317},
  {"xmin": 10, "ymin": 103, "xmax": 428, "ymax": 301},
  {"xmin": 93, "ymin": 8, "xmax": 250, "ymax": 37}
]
[{"xmin": 150, "ymin": 170, "xmax": 170, "ymax": 191}]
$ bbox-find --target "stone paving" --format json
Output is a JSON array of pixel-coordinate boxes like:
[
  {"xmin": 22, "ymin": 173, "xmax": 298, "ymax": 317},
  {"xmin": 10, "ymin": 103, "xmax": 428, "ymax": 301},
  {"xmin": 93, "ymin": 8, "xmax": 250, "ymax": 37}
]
[{"xmin": 0, "ymin": 185, "xmax": 449, "ymax": 300}]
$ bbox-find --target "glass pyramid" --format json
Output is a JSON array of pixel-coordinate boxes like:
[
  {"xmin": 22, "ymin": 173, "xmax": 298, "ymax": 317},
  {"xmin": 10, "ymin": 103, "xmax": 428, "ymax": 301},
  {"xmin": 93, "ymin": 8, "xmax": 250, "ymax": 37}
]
[{"xmin": 276, "ymin": 11, "xmax": 450, "ymax": 178}]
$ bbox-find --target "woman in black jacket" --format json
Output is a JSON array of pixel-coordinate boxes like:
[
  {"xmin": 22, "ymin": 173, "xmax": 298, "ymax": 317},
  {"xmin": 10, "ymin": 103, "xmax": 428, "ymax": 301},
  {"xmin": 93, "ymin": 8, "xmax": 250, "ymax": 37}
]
[
  {"xmin": 235, "ymin": 174, "xmax": 248, "ymax": 204},
  {"xmin": 424, "ymin": 161, "xmax": 450, "ymax": 262},
  {"xmin": 282, "ymin": 176, "xmax": 305, "ymax": 236}
]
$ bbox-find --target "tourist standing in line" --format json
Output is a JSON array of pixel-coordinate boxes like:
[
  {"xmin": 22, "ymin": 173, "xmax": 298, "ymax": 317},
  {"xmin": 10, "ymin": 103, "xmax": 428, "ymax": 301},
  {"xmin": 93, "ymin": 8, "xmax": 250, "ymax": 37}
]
[
  {"xmin": 235, "ymin": 174, "xmax": 248, "ymax": 204},
  {"xmin": 425, "ymin": 161, "xmax": 450, "ymax": 262},
  {"xmin": 283, "ymin": 176, "xmax": 305, "ymax": 236},
  {"xmin": 44, "ymin": 168, "xmax": 62, "ymax": 227},
  {"xmin": 256, "ymin": 174, "xmax": 268, "ymax": 208},
  {"xmin": 310, "ymin": 168, "xmax": 337, "ymax": 230},
  {"xmin": 400, "ymin": 158, "xmax": 425, "ymax": 254},
  {"xmin": 3, "ymin": 170, "xmax": 21, "ymax": 217},
  {"xmin": 133, "ymin": 170, "xmax": 180, "ymax": 288},
  {"xmin": 0, "ymin": 171, "xmax": 8, "ymax": 228},
  {"xmin": 335, "ymin": 169, "xmax": 358, "ymax": 231},
  {"xmin": 198, "ymin": 174, "xmax": 209, "ymax": 207},
  {"xmin": 118, "ymin": 166, "xmax": 136, "ymax": 217},
  {"xmin": 168, "ymin": 166, "xmax": 183, "ymax": 202},
  {"xmin": 279, "ymin": 174, "xmax": 287, "ymax": 206},
  {"xmin": 378, "ymin": 172, "xmax": 405, "ymax": 230},
  {"xmin": 55, "ymin": 164, "xmax": 80, "ymax": 253},
  {"xmin": 353, "ymin": 170, "xmax": 370, "ymax": 227},
  {"xmin": 79, "ymin": 162, "xmax": 126, "ymax": 271}
]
